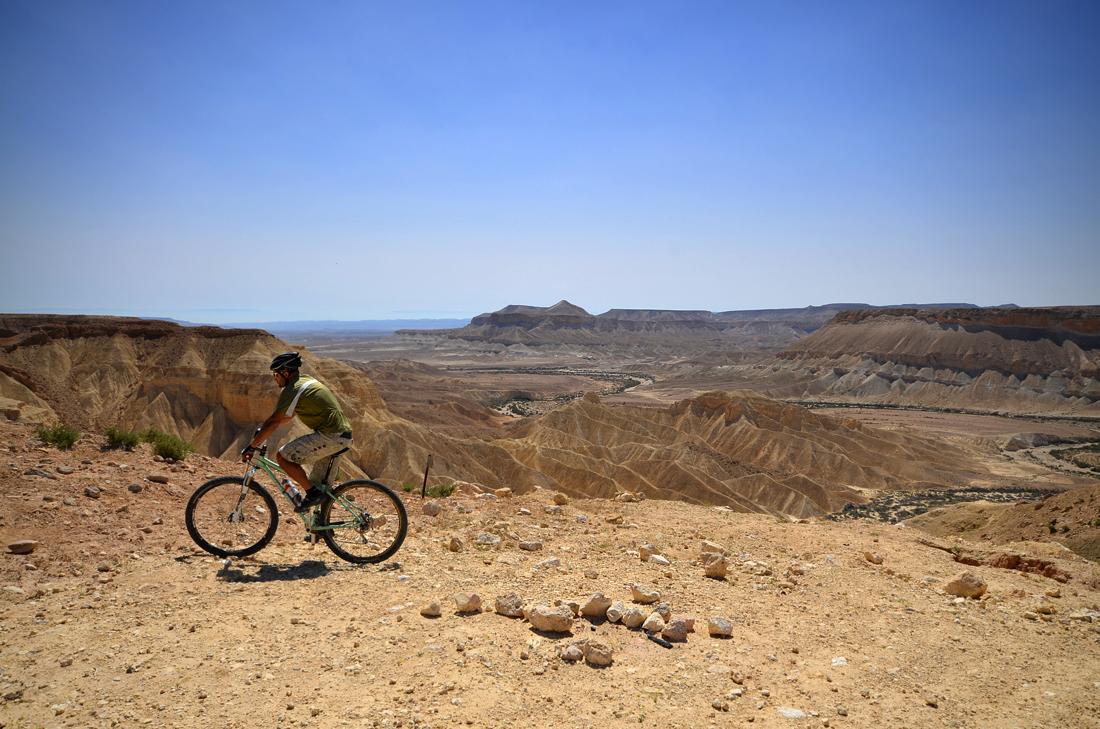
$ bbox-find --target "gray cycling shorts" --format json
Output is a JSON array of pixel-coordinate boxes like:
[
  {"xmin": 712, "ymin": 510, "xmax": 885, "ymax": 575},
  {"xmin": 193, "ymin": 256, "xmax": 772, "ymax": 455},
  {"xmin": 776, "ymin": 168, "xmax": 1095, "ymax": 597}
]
[{"xmin": 279, "ymin": 431, "xmax": 352, "ymax": 486}]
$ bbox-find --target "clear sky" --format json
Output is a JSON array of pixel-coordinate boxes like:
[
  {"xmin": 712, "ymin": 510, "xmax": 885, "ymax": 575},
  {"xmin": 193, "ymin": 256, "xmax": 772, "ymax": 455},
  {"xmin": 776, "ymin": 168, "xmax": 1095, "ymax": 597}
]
[{"xmin": 1, "ymin": 1, "xmax": 1098, "ymax": 323}]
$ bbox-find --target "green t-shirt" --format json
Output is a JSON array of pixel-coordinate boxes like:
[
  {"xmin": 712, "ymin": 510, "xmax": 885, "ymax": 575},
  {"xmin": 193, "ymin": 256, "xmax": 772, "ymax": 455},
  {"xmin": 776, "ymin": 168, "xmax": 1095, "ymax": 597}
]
[{"xmin": 275, "ymin": 374, "xmax": 352, "ymax": 435}]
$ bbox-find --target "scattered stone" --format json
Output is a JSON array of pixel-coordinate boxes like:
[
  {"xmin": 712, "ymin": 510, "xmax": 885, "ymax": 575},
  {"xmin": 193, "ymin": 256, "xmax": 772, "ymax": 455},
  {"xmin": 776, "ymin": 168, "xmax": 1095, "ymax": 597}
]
[
  {"xmin": 631, "ymin": 584, "xmax": 660, "ymax": 604},
  {"xmin": 704, "ymin": 553, "xmax": 729, "ymax": 579},
  {"xmin": 1034, "ymin": 603, "xmax": 1056, "ymax": 615},
  {"xmin": 1068, "ymin": 609, "xmax": 1100, "ymax": 622},
  {"xmin": 606, "ymin": 600, "xmax": 625, "ymax": 623},
  {"xmin": 544, "ymin": 505, "xmax": 564, "ymax": 515},
  {"xmin": 701, "ymin": 540, "xmax": 728, "ymax": 556},
  {"xmin": 559, "ymin": 598, "xmax": 582, "ymax": 616},
  {"xmin": 7, "ymin": 540, "xmax": 38, "ymax": 555},
  {"xmin": 518, "ymin": 540, "xmax": 543, "ymax": 551},
  {"xmin": 945, "ymin": 571, "xmax": 987, "ymax": 599},
  {"xmin": 1044, "ymin": 587, "xmax": 1061, "ymax": 598},
  {"xmin": 23, "ymin": 468, "xmax": 56, "ymax": 480},
  {"xmin": 638, "ymin": 543, "xmax": 658, "ymax": 561},
  {"xmin": 583, "ymin": 641, "xmax": 613, "ymax": 667},
  {"xmin": 422, "ymin": 501, "xmax": 443, "ymax": 517},
  {"xmin": 662, "ymin": 618, "xmax": 690, "ymax": 642},
  {"xmin": 494, "ymin": 487, "xmax": 513, "ymax": 498},
  {"xmin": 605, "ymin": 515, "xmax": 624, "ymax": 525},
  {"xmin": 863, "ymin": 551, "xmax": 884, "ymax": 565},
  {"xmin": 712, "ymin": 698, "xmax": 730, "ymax": 712},
  {"xmin": 526, "ymin": 604, "xmax": 574, "ymax": 633},
  {"xmin": 708, "ymin": 617, "xmax": 733, "ymax": 637},
  {"xmin": 552, "ymin": 492, "xmax": 569, "ymax": 505},
  {"xmin": 454, "ymin": 592, "xmax": 482, "ymax": 613},
  {"xmin": 621, "ymin": 607, "xmax": 647, "ymax": 628},
  {"xmin": 495, "ymin": 593, "xmax": 525, "ymax": 618},
  {"xmin": 583, "ymin": 569, "xmax": 598, "ymax": 579},
  {"xmin": 654, "ymin": 602, "xmax": 671, "ymax": 621},
  {"xmin": 615, "ymin": 491, "xmax": 642, "ymax": 503},
  {"xmin": 648, "ymin": 554, "xmax": 671, "ymax": 566},
  {"xmin": 518, "ymin": 507, "xmax": 532, "ymax": 515},
  {"xmin": 534, "ymin": 557, "xmax": 561, "ymax": 571},
  {"xmin": 84, "ymin": 485, "xmax": 101, "ymax": 499},
  {"xmin": 831, "ymin": 657, "xmax": 848, "ymax": 667},
  {"xmin": 560, "ymin": 644, "xmax": 583, "ymax": 662},
  {"xmin": 420, "ymin": 602, "xmax": 442, "ymax": 618},
  {"xmin": 445, "ymin": 536, "xmax": 464, "ymax": 552},
  {"xmin": 56, "ymin": 465, "xmax": 74, "ymax": 475},
  {"xmin": 642, "ymin": 612, "xmax": 665, "ymax": 633},
  {"xmin": 147, "ymin": 473, "xmax": 170, "ymax": 484},
  {"xmin": 3, "ymin": 585, "xmax": 26, "ymax": 595},
  {"xmin": 580, "ymin": 593, "xmax": 612, "ymax": 618},
  {"xmin": 127, "ymin": 483, "xmax": 142, "ymax": 494},
  {"xmin": 474, "ymin": 532, "xmax": 501, "ymax": 547},
  {"xmin": 778, "ymin": 707, "xmax": 809, "ymax": 719}
]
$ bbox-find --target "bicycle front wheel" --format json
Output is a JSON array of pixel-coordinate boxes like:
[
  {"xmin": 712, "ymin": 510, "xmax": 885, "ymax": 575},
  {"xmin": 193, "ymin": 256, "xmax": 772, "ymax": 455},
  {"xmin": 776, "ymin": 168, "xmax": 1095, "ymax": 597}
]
[
  {"xmin": 185, "ymin": 476, "xmax": 279, "ymax": 558},
  {"xmin": 319, "ymin": 479, "xmax": 408, "ymax": 564}
]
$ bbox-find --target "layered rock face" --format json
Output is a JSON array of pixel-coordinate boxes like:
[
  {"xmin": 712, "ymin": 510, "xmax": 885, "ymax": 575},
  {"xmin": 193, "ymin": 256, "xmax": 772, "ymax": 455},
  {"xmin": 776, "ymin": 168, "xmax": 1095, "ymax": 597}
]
[
  {"xmin": 400, "ymin": 301, "xmax": 979, "ymax": 350},
  {"xmin": 772, "ymin": 308, "xmax": 1100, "ymax": 413},
  {"xmin": 0, "ymin": 315, "xmax": 389, "ymax": 460},
  {"xmin": 498, "ymin": 391, "xmax": 980, "ymax": 518}
]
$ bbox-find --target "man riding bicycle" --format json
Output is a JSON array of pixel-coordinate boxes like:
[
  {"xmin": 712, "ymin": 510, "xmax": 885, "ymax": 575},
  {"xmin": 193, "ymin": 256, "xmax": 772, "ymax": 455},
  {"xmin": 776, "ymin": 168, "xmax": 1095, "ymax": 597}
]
[{"xmin": 241, "ymin": 352, "xmax": 353, "ymax": 512}]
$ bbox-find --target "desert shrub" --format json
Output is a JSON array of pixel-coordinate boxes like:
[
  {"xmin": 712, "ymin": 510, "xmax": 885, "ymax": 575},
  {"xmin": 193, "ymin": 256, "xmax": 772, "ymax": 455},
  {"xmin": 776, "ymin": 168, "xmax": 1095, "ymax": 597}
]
[
  {"xmin": 105, "ymin": 427, "xmax": 140, "ymax": 451},
  {"xmin": 401, "ymin": 483, "xmax": 416, "ymax": 493},
  {"xmin": 36, "ymin": 423, "xmax": 80, "ymax": 450},
  {"xmin": 138, "ymin": 428, "xmax": 195, "ymax": 461},
  {"xmin": 426, "ymin": 482, "xmax": 455, "ymax": 498}
]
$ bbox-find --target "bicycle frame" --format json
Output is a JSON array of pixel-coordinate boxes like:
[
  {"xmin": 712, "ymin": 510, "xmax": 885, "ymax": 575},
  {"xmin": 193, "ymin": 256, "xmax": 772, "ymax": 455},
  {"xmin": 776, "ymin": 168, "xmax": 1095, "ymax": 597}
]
[{"xmin": 238, "ymin": 445, "xmax": 370, "ymax": 535}]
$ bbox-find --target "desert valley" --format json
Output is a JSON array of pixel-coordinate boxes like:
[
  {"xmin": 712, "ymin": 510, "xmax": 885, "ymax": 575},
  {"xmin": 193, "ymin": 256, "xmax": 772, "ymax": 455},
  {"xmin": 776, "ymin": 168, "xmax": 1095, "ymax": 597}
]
[{"xmin": 0, "ymin": 303, "xmax": 1098, "ymax": 728}]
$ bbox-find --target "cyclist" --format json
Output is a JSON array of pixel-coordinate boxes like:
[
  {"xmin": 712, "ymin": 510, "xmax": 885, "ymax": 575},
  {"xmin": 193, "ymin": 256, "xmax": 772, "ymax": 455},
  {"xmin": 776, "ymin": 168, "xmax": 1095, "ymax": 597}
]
[{"xmin": 241, "ymin": 352, "xmax": 353, "ymax": 512}]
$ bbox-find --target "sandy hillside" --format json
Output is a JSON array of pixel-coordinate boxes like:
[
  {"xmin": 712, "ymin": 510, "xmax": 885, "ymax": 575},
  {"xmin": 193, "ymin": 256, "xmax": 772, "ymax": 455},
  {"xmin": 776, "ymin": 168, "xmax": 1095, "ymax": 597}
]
[{"xmin": 2, "ymin": 421, "xmax": 1099, "ymax": 729}]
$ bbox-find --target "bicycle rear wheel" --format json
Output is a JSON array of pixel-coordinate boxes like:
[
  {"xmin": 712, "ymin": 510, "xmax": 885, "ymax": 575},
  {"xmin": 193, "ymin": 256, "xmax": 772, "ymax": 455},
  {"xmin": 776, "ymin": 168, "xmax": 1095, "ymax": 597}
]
[
  {"xmin": 318, "ymin": 479, "xmax": 407, "ymax": 564},
  {"xmin": 185, "ymin": 476, "xmax": 279, "ymax": 558}
]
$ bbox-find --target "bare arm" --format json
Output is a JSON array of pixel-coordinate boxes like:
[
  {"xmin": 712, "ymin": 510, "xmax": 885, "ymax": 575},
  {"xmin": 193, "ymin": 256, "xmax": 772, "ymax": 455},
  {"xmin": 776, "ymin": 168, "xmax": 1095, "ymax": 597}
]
[{"xmin": 241, "ymin": 410, "xmax": 292, "ymax": 460}]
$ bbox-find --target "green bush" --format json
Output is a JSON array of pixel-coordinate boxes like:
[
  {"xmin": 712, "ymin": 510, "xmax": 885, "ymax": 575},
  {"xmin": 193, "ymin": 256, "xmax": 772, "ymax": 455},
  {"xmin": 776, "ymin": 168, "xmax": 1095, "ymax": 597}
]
[
  {"xmin": 426, "ymin": 482, "xmax": 455, "ymax": 498},
  {"xmin": 104, "ymin": 427, "xmax": 140, "ymax": 451},
  {"xmin": 138, "ymin": 428, "xmax": 195, "ymax": 461},
  {"xmin": 36, "ymin": 423, "xmax": 80, "ymax": 450},
  {"xmin": 401, "ymin": 483, "xmax": 415, "ymax": 493}
]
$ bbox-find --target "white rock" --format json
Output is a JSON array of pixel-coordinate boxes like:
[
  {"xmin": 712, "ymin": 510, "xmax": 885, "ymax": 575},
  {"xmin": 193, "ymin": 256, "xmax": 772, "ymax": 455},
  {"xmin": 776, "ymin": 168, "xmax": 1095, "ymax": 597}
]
[
  {"xmin": 606, "ymin": 600, "xmax": 625, "ymax": 623},
  {"xmin": 642, "ymin": 613, "xmax": 665, "ymax": 633},
  {"xmin": 581, "ymin": 593, "xmax": 612, "ymax": 618},
  {"xmin": 777, "ymin": 707, "xmax": 808, "ymax": 719},
  {"xmin": 526, "ymin": 604, "xmax": 573, "ymax": 633},
  {"xmin": 584, "ymin": 641, "xmax": 613, "ymax": 667},
  {"xmin": 454, "ymin": 592, "xmax": 481, "ymax": 613},
  {"xmin": 648, "ymin": 554, "xmax": 671, "ymax": 566},
  {"xmin": 631, "ymin": 584, "xmax": 660, "ymax": 604},
  {"xmin": 518, "ymin": 507, "xmax": 532, "ymax": 515},
  {"xmin": 708, "ymin": 617, "xmax": 733, "ymax": 637},
  {"xmin": 560, "ymin": 644, "xmax": 583, "ymax": 662},
  {"xmin": 621, "ymin": 607, "xmax": 647, "ymax": 628},
  {"xmin": 701, "ymin": 540, "xmax": 728, "ymax": 556},
  {"xmin": 831, "ymin": 656, "xmax": 848, "ymax": 667}
]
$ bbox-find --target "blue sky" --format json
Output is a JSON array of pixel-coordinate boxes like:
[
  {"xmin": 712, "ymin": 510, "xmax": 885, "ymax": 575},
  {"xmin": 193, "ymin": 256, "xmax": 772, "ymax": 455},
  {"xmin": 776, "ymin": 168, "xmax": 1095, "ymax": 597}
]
[{"xmin": 1, "ymin": 1, "xmax": 1098, "ymax": 322}]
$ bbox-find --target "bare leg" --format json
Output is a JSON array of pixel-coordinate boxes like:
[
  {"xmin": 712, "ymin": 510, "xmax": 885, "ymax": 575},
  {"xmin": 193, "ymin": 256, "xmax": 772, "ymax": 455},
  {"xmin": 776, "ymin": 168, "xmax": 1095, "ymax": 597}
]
[{"xmin": 276, "ymin": 452, "xmax": 312, "ymax": 494}]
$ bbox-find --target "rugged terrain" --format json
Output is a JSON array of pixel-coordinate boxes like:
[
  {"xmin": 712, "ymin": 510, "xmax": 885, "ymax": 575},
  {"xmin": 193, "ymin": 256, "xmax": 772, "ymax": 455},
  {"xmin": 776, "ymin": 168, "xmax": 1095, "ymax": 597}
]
[{"xmin": 2, "ymin": 421, "xmax": 1099, "ymax": 729}]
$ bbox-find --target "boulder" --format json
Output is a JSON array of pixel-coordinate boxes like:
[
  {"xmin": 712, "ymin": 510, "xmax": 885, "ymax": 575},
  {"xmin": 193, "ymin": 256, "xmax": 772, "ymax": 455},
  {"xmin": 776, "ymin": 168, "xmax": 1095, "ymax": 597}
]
[
  {"xmin": 662, "ymin": 618, "xmax": 691, "ymax": 642},
  {"xmin": 584, "ymin": 641, "xmax": 613, "ymax": 667},
  {"xmin": 526, "ymin": 604, "xmax": 574, "ymax": 633},
  {"xmin": 7, "ymin": 540, "xmax": 38, "ymax": 555},
  {"xmin": 945, "ymin": 571, "xmax": 987, "ymax": 599},
  {"xmin": 631, "ymin": 584, "xmax": 660, "ymax": 604},
  {"xmin": 495, "ymin": 593, "xmax": 525, "ymax": 618},
  {"xmin": 560, "ymin": 644, "xmax": 583, "ymax": 662},
  {"xmin": 606, "ymin": 600, "xmax": 625, "ymax": 623},
  {"xmin": 422, "ymin": 501, "xmax": 443, "ymax": 517},
  {"xmin": 704, "ymin": 553, "xmax": 729, "ymax": 579},
  {"xmin": 454, "ymin": 592, "xmax": 482, "ymax": 613},
  {"xmin": 621, "ymin": 607, "xmax": 647, "ymax": 628},
  {"xmin": 708, "ymin": 617, "xmax": 733, "ymax": 637},
  {"xmin": 642, "ymin": 613, "xmax": 665, "ymax": 633},
  {"xmin": 580, "ymin": 593, "xmax": 612, "ymax": 619}
]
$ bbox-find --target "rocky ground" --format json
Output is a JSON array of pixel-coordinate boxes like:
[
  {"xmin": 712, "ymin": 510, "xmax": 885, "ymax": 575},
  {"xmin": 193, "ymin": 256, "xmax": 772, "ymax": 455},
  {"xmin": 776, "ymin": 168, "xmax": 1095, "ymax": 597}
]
[{"xmin": 2, "ymin": 421, "xmax": 1099, "ymax": 729}]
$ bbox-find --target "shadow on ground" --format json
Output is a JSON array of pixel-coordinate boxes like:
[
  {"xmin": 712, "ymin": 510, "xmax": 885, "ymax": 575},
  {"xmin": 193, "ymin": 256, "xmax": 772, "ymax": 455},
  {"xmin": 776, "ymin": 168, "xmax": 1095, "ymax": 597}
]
[{"xmin": 215, "ymin": 559, "xmax": 331, "ymax": 583}]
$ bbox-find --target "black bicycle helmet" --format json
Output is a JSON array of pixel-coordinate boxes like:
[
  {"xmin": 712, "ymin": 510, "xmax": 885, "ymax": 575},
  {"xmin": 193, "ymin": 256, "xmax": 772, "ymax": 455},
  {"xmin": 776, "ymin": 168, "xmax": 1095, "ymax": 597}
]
[{"xmin": 269, "ymin": 351, "xmax": 302, "ymax": 371}]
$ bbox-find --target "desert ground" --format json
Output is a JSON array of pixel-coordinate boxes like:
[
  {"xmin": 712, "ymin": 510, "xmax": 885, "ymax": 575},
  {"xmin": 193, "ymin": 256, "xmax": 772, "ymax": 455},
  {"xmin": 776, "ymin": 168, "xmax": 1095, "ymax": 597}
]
[{"xmin": 2, "ymin": 420, "xmax": 1099, "ymax": 729}]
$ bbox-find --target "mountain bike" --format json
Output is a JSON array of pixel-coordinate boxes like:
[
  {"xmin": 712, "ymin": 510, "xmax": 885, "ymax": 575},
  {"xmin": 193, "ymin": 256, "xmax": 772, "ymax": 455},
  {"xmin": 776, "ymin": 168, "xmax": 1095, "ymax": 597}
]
[{"xmin": 184, "ymin": 444, "xmax": 407, "ymax": 564}]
